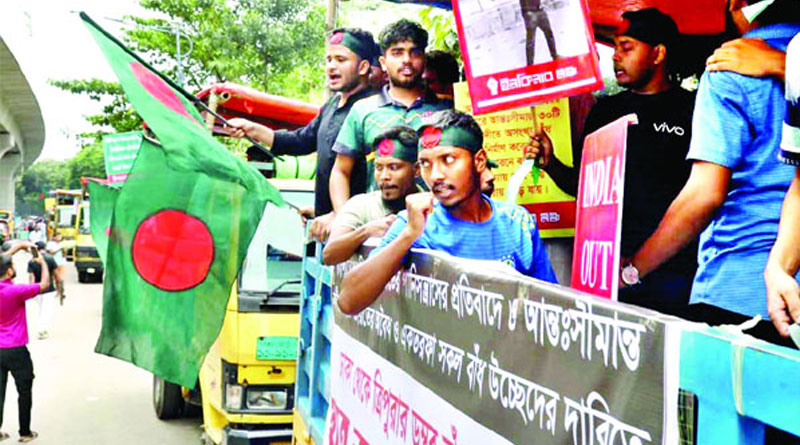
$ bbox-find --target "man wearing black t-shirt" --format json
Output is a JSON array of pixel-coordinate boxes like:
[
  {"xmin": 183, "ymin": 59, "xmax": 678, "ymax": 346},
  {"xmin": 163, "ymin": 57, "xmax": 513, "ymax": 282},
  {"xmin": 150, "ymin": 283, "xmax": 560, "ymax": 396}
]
[{"xmin": 530, "ymin": 8, "xmax": 696, "ymax": 316}]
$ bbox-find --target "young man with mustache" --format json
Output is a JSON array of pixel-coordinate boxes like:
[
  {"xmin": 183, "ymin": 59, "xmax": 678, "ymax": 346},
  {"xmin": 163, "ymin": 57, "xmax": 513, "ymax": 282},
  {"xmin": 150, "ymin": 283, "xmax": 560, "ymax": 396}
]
[
  {"xmin": 323, "ymin": 126, "xmax": 421, "ymax": 265},
  {"xmin": 337, "ymin": 110, "xmax": 557, "ymax": 316},
  {"xmin": 530, "ymin": 8, "xmax": 696, "ymax": 317},
  {"xmin": 228, "ymin": 28, "xmax": 378, "ymax": 242},
  {"xmin": 329, "ymin": 19, "xmax": 451, "ymax": 225}
]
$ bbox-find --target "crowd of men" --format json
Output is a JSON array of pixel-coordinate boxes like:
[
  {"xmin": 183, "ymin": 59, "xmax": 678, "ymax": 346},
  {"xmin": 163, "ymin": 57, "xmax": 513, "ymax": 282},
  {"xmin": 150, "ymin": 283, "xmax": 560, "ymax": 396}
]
[
  {"xmin": 3, "ymin": 1, "xmax": 796, "ymax": 441},
  {"xmin": 227, "ymin": 1, "xmax": 800, "ymax": 363}
]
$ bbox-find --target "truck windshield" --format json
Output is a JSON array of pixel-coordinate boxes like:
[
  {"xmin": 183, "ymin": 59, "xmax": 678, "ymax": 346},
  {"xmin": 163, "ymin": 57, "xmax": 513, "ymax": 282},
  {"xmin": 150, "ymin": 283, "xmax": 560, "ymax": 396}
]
[
  {"xmin": 58, "ymin": 207, "xmax": 77, "ymax": 228},
  {"xmin": 238, "ymin": 188, "xmax": 313, "ymax": 310}
]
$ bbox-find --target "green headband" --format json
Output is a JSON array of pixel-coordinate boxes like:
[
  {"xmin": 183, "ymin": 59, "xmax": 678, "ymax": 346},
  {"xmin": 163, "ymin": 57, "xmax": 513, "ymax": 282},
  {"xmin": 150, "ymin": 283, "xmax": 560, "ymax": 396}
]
[
  {"xmin": 375, "ymin": 137, "xmax": 418, "ymax": 163},
  {"xmin": 418, "ymin": 125, "xmax": 482, "ymax": 153},
  {"xmin": 329, "ymin": 31, "xmax": 375, "ymax": 61}
]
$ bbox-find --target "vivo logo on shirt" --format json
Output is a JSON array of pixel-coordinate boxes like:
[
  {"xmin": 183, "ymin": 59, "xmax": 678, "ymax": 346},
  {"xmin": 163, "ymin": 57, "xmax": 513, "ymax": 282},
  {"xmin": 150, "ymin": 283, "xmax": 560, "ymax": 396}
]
[{"xmin": 653, "ymin": 121, "xmax": 685, "ymax": 136}]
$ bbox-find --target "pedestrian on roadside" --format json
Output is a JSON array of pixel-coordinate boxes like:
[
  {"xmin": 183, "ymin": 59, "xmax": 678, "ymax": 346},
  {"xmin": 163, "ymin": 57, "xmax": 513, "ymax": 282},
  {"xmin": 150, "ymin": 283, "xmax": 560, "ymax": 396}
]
[
  {"xmin": 27, "ymin": 242, "xmax": 59, "ymax": 340},
  {"xmin": 0, "ymin": 244, "xmax": 50, "ymax": 442}
]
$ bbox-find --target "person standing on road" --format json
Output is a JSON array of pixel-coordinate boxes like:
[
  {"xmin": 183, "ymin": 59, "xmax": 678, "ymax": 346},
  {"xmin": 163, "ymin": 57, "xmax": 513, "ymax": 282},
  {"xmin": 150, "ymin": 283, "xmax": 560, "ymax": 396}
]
[
  {"xmin": 0, "ymin": 245, "xmax": 50, "ymax": 442},
  {"xmin": 26, "ymin": 242, "xmax": 59, "ymax": 340}
]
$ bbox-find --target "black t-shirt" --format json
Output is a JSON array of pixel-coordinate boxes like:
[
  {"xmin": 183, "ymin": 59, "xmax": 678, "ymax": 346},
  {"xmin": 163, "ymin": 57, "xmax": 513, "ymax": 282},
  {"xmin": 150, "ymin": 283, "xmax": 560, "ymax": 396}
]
[
  {"xmin": 591, "ymin": 89, "xmax": 697, "ymax": 273},
  {"xmin": 562, "ymin": 88, "xmax": 698, "ymax": 274},
  {"xmin": 271, "ymin": 89, "xmax": 375, "ymax": 216},
  {"xmin": 28, "ymin": 254, "xmax": 58, "ymax": 291}
]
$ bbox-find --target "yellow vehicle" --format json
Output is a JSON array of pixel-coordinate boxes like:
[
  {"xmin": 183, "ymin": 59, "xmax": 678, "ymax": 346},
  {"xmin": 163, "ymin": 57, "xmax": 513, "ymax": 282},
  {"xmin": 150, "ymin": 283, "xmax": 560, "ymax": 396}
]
[
  {"xmin": 152, "ymin": 179, "xmax": 314, "ymax": 445},
  {"xmin": 75, "ymin": 182, "xmax": 103, "ymax": 282},
  {"xmin": 50, "ymin": 189, "xmax": 82, "ymax": 259},
  {"xmin": 0, "ymin": 209, "xmax": 12, "ymax": 240}
]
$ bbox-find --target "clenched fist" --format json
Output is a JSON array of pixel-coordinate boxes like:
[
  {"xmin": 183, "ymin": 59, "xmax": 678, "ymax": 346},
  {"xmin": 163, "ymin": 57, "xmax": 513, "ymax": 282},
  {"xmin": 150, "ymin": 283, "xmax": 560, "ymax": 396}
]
[{"xmin": 403, "ymin": 193, "xmax": 435, "ymax": 240}]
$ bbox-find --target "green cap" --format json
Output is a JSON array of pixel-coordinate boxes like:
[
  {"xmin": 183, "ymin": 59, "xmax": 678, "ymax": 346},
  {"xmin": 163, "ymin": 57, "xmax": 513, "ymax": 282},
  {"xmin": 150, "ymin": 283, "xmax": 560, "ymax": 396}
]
[{"xmin": 418, "ymin": 125, "xmax": 482, "ymax": 153}]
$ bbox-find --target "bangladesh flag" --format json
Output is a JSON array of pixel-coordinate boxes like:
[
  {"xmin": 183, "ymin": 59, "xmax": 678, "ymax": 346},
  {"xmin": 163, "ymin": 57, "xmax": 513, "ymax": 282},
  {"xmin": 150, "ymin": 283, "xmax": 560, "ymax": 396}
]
[{"xmin": 82, "ymin": 13, "xmax": 283, "ymax": 387}]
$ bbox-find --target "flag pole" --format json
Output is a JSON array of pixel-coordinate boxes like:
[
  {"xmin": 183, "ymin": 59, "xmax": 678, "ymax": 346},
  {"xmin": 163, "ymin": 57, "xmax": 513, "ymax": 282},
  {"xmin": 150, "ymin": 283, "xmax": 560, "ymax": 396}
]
[{"xmin": 79, "ymin": 12, "xmax": 280, "ymax": 162}]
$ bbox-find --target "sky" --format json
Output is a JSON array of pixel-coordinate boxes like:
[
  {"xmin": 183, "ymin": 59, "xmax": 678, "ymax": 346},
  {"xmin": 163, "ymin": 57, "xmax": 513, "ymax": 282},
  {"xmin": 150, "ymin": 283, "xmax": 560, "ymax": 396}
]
[{"xmin": 0, "ymin": 0, "xmax": 151, "ymax": 161}]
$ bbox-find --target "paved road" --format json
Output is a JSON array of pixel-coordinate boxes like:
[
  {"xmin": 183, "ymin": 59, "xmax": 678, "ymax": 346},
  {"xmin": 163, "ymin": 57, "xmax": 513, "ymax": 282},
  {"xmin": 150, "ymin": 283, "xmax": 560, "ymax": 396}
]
[{"xmin": 3, "ymin": 253, "xmax": 203, "ymax": 444}]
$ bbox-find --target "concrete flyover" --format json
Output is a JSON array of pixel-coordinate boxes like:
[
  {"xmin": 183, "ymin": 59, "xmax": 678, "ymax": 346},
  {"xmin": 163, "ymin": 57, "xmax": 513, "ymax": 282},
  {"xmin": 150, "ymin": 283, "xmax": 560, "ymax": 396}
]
[{"xmin": 0, "ymin": 34, "xmax": 45, "ymax": 217}]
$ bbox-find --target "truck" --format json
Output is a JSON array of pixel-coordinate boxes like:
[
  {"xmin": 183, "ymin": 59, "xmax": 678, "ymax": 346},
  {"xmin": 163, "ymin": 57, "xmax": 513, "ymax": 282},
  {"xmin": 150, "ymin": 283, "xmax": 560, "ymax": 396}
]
[
  {"xmin": 150, "ymin": 83, "xmax": 319, "ymax": 445},
  {"xmin": 0, "ymin": 209, "xmax": 12, "ymax": 240},
  {"xmin": 75, "ymin": 179, "xmax": 103, "ymax": 283},
  {"xmin": 49, "ymin": 189, "xmax": 82, "ymax": 260}
]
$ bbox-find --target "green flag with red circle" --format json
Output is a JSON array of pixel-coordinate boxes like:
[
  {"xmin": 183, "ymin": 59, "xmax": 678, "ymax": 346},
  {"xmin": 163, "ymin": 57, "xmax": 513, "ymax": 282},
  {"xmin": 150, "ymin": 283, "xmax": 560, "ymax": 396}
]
[{"xmin": 82, "ymin": 13, "xmax": 283, "ymax": 387}]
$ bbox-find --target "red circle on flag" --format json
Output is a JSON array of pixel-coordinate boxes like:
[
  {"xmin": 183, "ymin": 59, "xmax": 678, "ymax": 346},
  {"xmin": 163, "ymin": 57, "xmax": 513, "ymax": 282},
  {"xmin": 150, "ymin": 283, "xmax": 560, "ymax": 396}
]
[
  {"xmin": 377, "ymin": 139, "xmax": 395, "ymax": 156},
  {"xmin": 132, "ymin": 210, "xmax": 214, "ymax": 292},
  {"xmin": 130, "ymin": 61, "xmax": 201, "ymax": 126},
  {"xmin": 420, "ymin": 127, "xmax": 442, "ymax": 149},
  {"xmin": 329, "ymin": 32, "xmax": 344, "ymax": 44}
]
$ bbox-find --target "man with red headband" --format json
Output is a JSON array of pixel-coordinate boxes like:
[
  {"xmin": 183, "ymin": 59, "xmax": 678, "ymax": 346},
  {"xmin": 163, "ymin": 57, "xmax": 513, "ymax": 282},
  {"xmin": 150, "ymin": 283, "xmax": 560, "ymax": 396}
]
[
  {"xmin": 337, "ymin": 110, "xmax": 556, "ymax": 315},
  {"xmin": 228, "ymin": 28, "xmax": 378, "ymax": 241},
  {"xmin": 323, "ymin": 126, "xmax": 421, "ymax": 265}
]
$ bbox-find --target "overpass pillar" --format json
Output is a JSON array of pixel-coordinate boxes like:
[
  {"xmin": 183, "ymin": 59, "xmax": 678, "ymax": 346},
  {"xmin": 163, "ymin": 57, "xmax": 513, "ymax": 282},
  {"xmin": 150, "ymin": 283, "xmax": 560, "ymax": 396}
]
[{"xmin": 0, "ymin": 140, "xmax": 22, "ymax": 215}]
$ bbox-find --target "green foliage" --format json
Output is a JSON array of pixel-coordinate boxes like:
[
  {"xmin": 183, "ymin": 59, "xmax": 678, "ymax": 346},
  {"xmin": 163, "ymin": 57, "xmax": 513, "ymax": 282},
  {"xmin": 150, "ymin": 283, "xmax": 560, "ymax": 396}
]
[
  {"xmin": 418, "ymin": 6, "xmax": 461, "ymax": 63},
  {"xmin": 15, "ymin": 144, "xmax": 106, "ymax": 216}
]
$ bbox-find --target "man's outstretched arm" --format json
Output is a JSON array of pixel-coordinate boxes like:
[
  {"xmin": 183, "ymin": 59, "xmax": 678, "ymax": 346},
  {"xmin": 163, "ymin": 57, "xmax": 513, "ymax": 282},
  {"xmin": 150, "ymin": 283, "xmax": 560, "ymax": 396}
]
[
  {"xmin": 337, "ymin": 194, "xmax": 432, "ymax": 315},
  {"xmin": 323, "ymin": 215, "xmax": 396, "ymax": 265},
  {"xmin": 629, "ymin": 161, "xmax": 730, "ymax": 279}
]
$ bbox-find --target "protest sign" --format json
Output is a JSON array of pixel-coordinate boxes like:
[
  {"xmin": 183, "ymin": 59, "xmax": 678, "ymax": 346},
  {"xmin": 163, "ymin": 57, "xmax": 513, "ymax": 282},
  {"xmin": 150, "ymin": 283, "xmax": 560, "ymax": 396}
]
[
  {"xmin": 453, "ymin": 0, "xmax": 603, "ymax": 115},
  {"xmin": 103, "ymin": 131, "xmax": 143, "ymax": 183},
  {"xmin": 326, "ymin": 249, "xmax": 680, "ymax": 445},
  {"xmin": 455, "ymin": 82, "xmax": 576, "ymax": 238},
  {"xmin": 571, "ymin": 115, "xmax": 636, "ymax": 299}
]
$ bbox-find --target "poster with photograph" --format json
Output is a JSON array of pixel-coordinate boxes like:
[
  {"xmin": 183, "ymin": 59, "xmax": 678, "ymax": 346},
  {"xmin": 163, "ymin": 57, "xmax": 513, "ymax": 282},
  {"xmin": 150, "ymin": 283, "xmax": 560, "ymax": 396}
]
[{"xmin": 453, "ymin": 0, "xmax": 604, "ymax": 115}]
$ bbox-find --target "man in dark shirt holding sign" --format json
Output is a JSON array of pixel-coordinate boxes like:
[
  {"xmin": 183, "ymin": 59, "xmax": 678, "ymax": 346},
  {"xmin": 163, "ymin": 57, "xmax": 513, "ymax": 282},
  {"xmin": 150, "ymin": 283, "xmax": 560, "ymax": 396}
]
[{"xmin": 530, "ymin": 8, "xmax": 696, "ymax": 316}]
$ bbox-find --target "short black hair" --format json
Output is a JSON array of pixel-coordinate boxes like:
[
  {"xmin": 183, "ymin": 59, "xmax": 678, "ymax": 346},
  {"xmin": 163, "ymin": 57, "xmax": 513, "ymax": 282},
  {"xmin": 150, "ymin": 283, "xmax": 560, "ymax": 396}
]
[
  {"xmin": 330, "ymin": 27, "xmax": 379, "ymax": 61},
  {"xmin": 378, "ymin": 19, "xmax": 428, "ymax": 53},
  {"xmin": 0, "ymin": 254, "xmax": 12, "ymax": 277},
  {"xmin": 428, "ymin": 110, "xmax": 484, "ymax": 148},
  {"xmin": 372, "ymin": 125, "xmax": 419, "ymax": 151},
  {"xmin": 425, "ymin": 50, "xmax": 460, "ymax": 84}
]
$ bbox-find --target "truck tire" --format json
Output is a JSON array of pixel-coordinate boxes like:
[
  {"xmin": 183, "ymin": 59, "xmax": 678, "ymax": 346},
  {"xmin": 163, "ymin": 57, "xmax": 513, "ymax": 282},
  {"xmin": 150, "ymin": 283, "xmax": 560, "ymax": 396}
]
[
  {"xmin": 153, "ymin": 375, "xmax": 185, "ymax": 420},
  {"xmin": 77, "ymin": 271, "xmax": 88, "ymax": 283}
]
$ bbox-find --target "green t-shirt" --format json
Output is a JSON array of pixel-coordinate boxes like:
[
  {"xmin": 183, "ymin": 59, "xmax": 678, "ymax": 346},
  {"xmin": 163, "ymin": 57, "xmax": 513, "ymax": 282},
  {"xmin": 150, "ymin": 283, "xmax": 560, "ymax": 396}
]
[{"xmin": 332, "ymin": 87, "xmax": 451, "ymax": 192}]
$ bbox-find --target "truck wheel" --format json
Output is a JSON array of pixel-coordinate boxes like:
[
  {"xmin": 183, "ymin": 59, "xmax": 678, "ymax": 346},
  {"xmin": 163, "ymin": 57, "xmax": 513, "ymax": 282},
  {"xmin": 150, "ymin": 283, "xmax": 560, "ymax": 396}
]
[
  {"xmin": 92, "ymin": 271, "xmax": 103, "ymax": 283},
  {"xmin": 153, "ymin": 375, "xmax": 185, "ymax": 420},
  {"xmin": 77, "ymin": 271, "xmax": 88, "ymax": 283}
]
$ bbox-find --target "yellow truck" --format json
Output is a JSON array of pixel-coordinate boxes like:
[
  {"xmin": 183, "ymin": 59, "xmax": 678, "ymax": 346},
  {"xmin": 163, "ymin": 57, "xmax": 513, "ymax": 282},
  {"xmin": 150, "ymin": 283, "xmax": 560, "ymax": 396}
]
[
  {"xmin": 50, "ymin": 189, "xmax": 82, "ymax": 259},
  {"xmin": 0, "ymin": 209, "xmax": 12, "ymax": 240}
]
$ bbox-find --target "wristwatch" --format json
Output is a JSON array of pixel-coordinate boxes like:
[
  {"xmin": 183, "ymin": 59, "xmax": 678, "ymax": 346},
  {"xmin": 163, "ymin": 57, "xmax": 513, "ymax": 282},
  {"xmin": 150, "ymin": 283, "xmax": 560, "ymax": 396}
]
[{"xmin": 620, "ymin": 263, "xmax": 641, "ymax": 286}]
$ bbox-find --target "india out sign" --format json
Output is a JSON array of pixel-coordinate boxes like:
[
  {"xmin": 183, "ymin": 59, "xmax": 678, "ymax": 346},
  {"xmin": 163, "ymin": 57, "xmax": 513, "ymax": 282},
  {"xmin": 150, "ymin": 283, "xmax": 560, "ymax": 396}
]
[
  {"xmin": 103, "ymin": 131, "xmax": 144, "ymax": 183},
  {"xmin": 327, "ymin": 249, "xmax": 680, "ymax": 445},
  {"xmin": 571, "ymin": 115, "xmax": 636, "ymax": 300}
]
